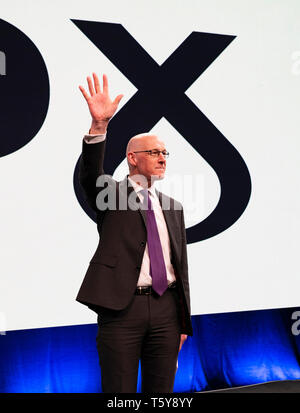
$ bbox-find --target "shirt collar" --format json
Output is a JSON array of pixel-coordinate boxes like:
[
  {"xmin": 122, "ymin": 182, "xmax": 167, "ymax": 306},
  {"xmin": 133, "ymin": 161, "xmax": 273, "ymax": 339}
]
[{"xmin": 127, "ymin": 176, "xmax": 157, "ymax": 198}]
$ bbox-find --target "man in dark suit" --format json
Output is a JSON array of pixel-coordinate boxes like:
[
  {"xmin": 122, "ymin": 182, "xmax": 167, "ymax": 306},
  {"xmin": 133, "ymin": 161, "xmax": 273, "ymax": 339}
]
[{"xmin": 76, "ymin": 73, "xmax": 193, "ymax": 393}]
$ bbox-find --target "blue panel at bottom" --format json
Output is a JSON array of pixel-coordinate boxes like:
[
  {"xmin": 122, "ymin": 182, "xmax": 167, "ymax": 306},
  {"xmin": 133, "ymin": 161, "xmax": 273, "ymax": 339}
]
[{"xmin": 1, "ymin": 307, "xmax": 300, "ymax": 393}]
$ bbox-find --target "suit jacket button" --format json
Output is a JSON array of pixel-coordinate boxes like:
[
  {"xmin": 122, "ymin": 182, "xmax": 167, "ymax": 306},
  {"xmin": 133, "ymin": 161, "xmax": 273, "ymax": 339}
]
[{"xmin": 140, "ymin": 242, "xmax": 145, "ymax": 246}]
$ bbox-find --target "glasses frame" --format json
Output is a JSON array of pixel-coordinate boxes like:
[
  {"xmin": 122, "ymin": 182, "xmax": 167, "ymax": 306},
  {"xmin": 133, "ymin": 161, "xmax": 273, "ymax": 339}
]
[{"xmin": 133, "ymin": 149, "xmax": 170, "ymax": 159}]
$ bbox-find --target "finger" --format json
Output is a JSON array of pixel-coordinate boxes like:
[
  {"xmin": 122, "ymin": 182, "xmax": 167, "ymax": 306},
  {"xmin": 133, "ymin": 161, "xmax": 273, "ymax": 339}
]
[
  {"xmin": 178, "ymin": 335, "xmax": 187, "ymax": 351},
  {"xmin": 78, "ymin": 85, "xmax": 90, "ymax": 102},
  {"xmin": 93, "ymin": 72, "xmax": 101, "ymax": 93},
  {"xmin": 103, "ymin": 74, "xmax": 109, "ymax": 94},
  {"xmin": 113, "ymin": 94, "xmax": 124, "ymax": 106},
  {"xmin": 87, "ymin": 76, "xmax": 95, "ymax": 96}
]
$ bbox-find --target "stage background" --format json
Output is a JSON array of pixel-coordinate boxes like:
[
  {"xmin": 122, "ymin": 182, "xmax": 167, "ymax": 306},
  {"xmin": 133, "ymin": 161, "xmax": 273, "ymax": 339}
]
[{"xmin": 1, "ymin": 0, "xmax": 300, "ymax": 392}]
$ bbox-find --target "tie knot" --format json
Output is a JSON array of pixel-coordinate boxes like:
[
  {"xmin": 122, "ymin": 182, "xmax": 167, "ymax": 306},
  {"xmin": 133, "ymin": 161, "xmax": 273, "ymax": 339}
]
[
  {"xmin": 139, "ymin": 188, "xmax": 149, "ymax": 197},
  {"xmin": 139, "ymin": 189, "xmax": 152, "ymax": 210}
]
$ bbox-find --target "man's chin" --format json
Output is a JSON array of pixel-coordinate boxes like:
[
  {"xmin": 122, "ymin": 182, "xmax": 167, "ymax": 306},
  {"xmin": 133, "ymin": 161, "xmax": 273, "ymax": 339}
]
[
  {"xmin": 151, "ymin": 172, "xmax": 165, "ymax": 183},
  {"xmin": 152, "ymin": 172, "xmax": 165, "ymax": 181}
]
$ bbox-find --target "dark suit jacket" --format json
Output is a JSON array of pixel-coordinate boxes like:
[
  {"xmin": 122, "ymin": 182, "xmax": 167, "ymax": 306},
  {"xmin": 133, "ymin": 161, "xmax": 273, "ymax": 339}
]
[{"xmin": 76, "ymin": 139, "xmax": 193, "ymax": 336}]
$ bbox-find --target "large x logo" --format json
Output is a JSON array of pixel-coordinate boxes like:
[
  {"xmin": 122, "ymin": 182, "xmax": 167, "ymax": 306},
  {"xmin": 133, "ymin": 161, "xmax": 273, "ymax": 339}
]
[{"xmin": 72, "ymin": 20, "xmax": 251, "ymax": 243}]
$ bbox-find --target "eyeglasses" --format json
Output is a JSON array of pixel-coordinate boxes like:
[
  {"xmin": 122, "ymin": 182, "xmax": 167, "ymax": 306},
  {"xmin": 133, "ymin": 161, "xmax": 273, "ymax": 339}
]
[{"xmin": 133, "ymin": 149, "xmax": 169, "ymax": 159}]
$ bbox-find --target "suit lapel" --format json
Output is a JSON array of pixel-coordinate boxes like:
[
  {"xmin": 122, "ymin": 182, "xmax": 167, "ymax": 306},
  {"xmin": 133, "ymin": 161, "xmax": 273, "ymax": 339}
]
[
  {"xmin": 120, "ymin": 178, "xmax": 177, "ymax": 233},
  {"xmin": 156, "ymin": 189, "xmax": 175, "ymax": 237},
  {"xmin": 138, "ymin": 200, "xmax": 147, "ymax": 227},
  {"xmin": 156, "ymin": 189, "xmax": 182, "ymax": 270},
  {"xmin": 119, "ymin": 176, "xmax": 147, "ymax": 227}
]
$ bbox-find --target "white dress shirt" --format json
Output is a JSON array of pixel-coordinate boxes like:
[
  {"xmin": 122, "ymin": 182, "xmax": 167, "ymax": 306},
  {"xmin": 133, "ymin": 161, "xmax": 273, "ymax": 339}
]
[{"xmin": 83, "ymin": 132, "xmax": 176, "ymax": 287}]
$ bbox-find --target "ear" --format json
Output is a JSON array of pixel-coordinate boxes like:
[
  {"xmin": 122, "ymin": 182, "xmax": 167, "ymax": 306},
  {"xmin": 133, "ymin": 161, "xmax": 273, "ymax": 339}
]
[{"xmin": 127, "ymin": 152, "xmax": 137, "ymax": 168}]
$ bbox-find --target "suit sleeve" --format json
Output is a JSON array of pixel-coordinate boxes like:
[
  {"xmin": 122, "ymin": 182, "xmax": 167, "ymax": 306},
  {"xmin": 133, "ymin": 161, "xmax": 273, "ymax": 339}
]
[
  {"xmin": 79, "ymin": 139, "xmax": 107, "ymax": 212},
  {"xmin": 180, "ymin": 207, "xmax": 192, "ymax": 319}
]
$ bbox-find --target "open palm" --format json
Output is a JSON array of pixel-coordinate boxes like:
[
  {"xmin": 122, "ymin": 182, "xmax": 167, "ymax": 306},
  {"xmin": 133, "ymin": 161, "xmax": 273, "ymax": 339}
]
[{"xmin": 79, "ymin": 73, "xmax": 123, "ymax": 122}]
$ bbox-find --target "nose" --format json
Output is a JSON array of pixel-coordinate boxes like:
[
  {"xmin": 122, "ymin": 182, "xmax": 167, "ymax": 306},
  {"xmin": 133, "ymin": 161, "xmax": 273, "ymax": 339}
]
[{"xmin": 158, "ymin": 151, "xmax": 166, "ymax": 161}]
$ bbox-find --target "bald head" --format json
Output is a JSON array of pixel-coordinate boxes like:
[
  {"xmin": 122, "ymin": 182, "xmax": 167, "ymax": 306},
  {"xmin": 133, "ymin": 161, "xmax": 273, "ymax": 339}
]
[
  {"xmin": 126, "ymin": 133, "xmax": 160, "ymax": 156},
  {"xmin": 126, "ymin": 133, "xmax": 167, "ymax": 184}
]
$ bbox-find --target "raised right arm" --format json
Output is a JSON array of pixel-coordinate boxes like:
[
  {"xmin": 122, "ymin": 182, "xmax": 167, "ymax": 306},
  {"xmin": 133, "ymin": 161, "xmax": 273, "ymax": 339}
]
[{"xmin": 78, "ymin": 73, "xmax": 123, "ymax": 211}]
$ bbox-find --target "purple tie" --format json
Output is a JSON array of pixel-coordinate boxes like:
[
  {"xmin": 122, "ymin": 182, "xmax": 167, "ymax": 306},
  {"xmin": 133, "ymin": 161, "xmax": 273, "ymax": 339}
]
[{"xmin": 141, "ymin": 189, "xmax": 168, "ymax": 296}]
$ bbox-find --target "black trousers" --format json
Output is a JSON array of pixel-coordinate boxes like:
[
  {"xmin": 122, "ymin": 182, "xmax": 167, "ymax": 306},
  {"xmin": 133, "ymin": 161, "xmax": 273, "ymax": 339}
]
[{"xmin": 96, "ymin": 287, "xmax": 181, "ymax": 393}]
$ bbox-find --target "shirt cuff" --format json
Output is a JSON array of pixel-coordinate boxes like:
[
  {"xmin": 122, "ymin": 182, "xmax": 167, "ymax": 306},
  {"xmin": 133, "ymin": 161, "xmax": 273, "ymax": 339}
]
[{"xmin": 83, "ymin": 132, "xmax": 106, "ymax": 144}]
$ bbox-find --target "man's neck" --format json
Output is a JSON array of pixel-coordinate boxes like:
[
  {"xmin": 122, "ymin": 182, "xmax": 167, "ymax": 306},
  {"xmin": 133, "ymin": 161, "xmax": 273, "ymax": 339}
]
[{"xmin": 128, "ymin": 174, "xmax": 153, "ymax": 189}]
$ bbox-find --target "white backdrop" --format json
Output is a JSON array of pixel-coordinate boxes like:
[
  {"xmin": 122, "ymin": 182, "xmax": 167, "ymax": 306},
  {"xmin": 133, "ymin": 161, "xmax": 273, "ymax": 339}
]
[{"xmin": 1, "ymin": 0, "xmax": 300, "ymax": 331}]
